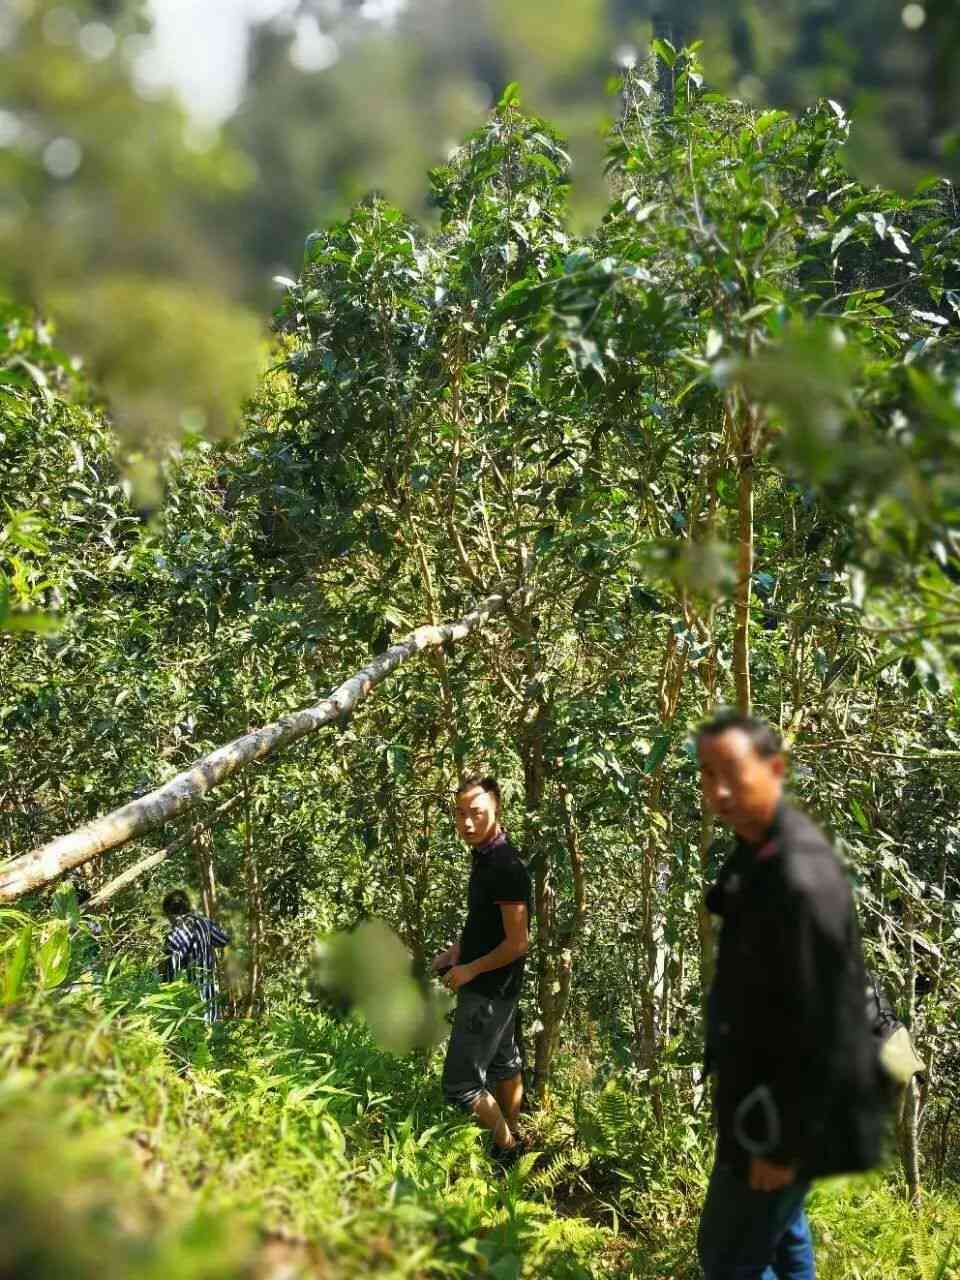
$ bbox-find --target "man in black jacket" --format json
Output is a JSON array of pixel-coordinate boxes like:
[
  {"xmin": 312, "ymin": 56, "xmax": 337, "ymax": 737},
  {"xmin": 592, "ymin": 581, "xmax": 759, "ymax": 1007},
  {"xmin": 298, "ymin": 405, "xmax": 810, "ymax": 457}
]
[
  {"xmin": 696, "ymin": 712, "xmax": 884, "ymax": 1279},
  {"xmin": 432, "ymin": 774, "xmax": 532, "ymax": 1165}
]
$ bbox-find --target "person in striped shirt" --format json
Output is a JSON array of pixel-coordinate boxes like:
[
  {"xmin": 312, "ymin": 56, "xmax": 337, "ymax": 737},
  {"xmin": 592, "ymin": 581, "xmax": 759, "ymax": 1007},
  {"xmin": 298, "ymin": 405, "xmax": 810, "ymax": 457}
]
[{"xmin": 161, "ymin": 890, "xmax": 230, "ymax": 1022}]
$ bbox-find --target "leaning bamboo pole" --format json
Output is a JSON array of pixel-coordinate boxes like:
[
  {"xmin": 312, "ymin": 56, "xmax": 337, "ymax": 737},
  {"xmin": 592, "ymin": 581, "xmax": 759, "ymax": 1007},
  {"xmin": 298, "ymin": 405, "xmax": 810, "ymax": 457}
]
[{"xmin": 0, "ymin": 592, "xmax": 509, "ymax": 902}]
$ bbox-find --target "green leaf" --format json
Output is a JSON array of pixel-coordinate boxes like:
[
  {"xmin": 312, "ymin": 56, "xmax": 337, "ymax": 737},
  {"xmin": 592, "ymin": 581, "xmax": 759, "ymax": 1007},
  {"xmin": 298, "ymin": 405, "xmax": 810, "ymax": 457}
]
[
  {"xmin": 3, "ymin": 509, "xmax": 48, "ymax": 555},
  {"xmin": 934, "ymin": 1234, "xmax": 957, "ymax": 1280},
  {"xmin": 850, "ymin": 798, "xmax": 870, "ymax": 834},
  {"xmin": 831, "ymin": 226, "xmax": 854, "ymax": 254},
  {"xmin": 0, "ymin": 611, "xmax": 61, "ymax": 636},
  {"xmin": 383, "ymin": 606, "xmax": 412, "ymax": 630},
  {"xmin": 2, "ymin": 924, "xmax": 33, "ymax": 1004},
  {"xmin": 498, "ymin": 81, "xmax": 521, "ymax": 108},
  {"xmin": 4, "ymin": 356, "xmax": 49, "ymax": 393},
  {"xmin": 651, "ymin": 38, "xmax": 677, "ymax": 68},
  {"xmin": 756, "ymin": 110, "xmax": 789, "ymax": 135},
  {"xmin": 36, "ymin": 921, "xmax": 71, "ymax": 989},
  {"xmin": 643, "ymin": 735, "xmax": 671, "ymax": 775},
  {"xmin": 741, "ymin": 303, "xmax": 774, "ymax": 322}
]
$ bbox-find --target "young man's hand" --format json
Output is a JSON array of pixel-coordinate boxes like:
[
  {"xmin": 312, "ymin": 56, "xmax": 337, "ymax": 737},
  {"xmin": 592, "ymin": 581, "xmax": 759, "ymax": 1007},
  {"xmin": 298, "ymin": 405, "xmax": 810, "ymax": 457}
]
[
  {"xmin": 431, "ymin": 943, "xmax": 460, "ymax": 973},
  {"xmin": 748, "ymin": 1157, "xmax": 796, "ymax": 1192},
  {"xmin": 442, "ymin": 964, "xmax": 474, "ymax": 992}
]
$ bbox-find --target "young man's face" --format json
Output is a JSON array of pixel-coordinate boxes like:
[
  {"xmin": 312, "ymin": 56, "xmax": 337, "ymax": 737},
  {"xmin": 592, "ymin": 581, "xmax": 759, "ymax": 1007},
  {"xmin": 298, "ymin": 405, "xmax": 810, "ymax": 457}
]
[
  {"xmin": 698, "ymin": 728, "xmax": 785, "ymax": 842},
  {"xmin": 454, "ymin": 784, "xmax": 501, "ymax": 847}
]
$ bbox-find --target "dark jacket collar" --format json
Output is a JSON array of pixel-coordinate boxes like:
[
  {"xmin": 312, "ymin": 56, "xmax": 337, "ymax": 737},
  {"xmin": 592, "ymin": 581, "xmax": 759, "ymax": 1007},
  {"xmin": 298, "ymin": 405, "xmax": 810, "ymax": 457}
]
[
  {"xmin": 706, "ymin": 802, "xmax": 788, "ymax": 917},
  {"xmin": 735, "ymin": 798, "xmax": 787, "ymax": 861}
]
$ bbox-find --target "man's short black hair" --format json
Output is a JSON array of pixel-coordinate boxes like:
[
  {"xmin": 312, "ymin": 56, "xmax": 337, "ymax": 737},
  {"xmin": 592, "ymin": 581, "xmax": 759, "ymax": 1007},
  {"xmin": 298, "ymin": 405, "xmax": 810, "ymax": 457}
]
[
  {"xmin": 455, "ymin": 774, "xmax": 502, "ymax": 805},
  {"xmin": 696, "ymin": 711, "xmax": 782, "ymax": 758},
  {"xmin": 163, "ymin": 889, "xmax": 191, "ymax": 918}
]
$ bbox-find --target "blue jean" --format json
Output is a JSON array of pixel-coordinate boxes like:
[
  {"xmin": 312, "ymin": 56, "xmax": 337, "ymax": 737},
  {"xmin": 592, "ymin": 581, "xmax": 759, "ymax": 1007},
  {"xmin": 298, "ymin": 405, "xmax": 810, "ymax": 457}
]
[{"xmin": 698, "ymin": 1162, "xmax": 815, "ymax": 1279}]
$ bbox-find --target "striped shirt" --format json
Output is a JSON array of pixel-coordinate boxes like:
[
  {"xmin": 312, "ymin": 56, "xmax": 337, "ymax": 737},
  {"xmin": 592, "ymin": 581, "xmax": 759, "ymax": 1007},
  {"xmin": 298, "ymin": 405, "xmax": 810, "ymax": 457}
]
[{"xmin": 163, "ymin": 913, "xmax": 229, "ymax": 1022}]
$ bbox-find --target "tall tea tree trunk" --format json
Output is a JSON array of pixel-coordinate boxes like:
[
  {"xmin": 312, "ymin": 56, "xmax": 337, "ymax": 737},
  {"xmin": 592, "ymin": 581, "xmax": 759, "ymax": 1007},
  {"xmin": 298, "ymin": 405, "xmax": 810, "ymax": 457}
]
[
  {"xmin": 731, "ymin": 402, "xmax": 755, "ymax": 714},
  {"xmin": 899, "ymin": 903, "xmax": 922, "ymax": 1204},
  {"xmin": 195, "ymin": 825, "xmax": 218, "ymax": 920},
  {"xmin": 638, "ymin": 624, "xmax": 689, "ymax": 1121},
  {"xmin": 920, "ymin": 848, "xmax": 948, "ymax": 1124},
  {"xmin": 695, "ymin": 601, "xmax": 719, "ymax": 1004},
  {"xmin": 0, "ymin": 592, "xmax": 511, "ymax": 902},
  {"xmin": 244, "ymin": 779, "xmax": 264, "ymax": 1016},
  {"xmin": 525, "ymin": 700, "xmax": 553, "ymax": 1096},
  {"xmin": 539, "ymin": 782, "xmax": 587, "ymax": 1081}
]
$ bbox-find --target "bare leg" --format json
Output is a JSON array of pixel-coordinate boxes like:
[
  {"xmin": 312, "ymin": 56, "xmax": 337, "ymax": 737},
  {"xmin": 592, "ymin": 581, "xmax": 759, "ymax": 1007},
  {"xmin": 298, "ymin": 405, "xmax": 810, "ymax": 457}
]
[
  {"xmin": 470, "ymin": 1091, "xmax": 515, "ymax": 1148},
  {"xmin": 494, "ymin": 1072, "xmax": 523, "ymax": 1134}
]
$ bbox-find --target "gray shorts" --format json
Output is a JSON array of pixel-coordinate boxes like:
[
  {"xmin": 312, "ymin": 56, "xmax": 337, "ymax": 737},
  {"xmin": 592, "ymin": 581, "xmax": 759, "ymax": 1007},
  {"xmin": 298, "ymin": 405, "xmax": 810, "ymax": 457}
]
[{"xmin": 441, "ymin": 990, "xmax": 522, "ymax": 1109}]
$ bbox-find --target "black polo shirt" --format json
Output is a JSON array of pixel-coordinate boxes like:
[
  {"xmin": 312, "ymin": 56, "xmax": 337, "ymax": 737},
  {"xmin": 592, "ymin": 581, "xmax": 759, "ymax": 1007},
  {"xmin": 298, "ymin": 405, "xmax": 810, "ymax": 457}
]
[{"xmin": 459, "ymin": 833, "xmax": 532, "ymax": 1001}]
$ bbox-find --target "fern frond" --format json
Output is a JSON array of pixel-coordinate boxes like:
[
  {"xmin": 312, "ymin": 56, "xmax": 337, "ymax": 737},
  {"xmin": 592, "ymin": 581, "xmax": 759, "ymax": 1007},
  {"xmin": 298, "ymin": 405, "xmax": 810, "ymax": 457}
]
[{"xmin": 531, "ymin": 1149, "xmax": 575, "ymax": 1192}]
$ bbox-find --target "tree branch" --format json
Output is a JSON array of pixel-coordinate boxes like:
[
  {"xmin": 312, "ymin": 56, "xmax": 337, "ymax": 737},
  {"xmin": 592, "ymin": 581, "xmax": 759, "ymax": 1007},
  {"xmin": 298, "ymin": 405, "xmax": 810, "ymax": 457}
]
[
  {"xmin": 792, "ymin": 740, "xmax": 960, "ymax": 761},
  {"xmin": 0, "ymin": 591, "xmax": 512, "ymax": 902},
  {"xmin": 86, "ymin": 793, "xmax": 242, "ymax": 910}
]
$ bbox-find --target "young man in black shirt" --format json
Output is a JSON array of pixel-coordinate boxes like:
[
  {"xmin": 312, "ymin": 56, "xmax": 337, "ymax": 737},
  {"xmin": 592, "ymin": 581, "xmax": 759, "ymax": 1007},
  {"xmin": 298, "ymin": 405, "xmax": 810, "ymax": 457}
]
[
  {"xmin": 432, "ymin": 775, "xmax": 532, "ymax": 1163},
  {"xmin": 696, "ymin": 712, "xmax": 884, "ymax": 1279}
]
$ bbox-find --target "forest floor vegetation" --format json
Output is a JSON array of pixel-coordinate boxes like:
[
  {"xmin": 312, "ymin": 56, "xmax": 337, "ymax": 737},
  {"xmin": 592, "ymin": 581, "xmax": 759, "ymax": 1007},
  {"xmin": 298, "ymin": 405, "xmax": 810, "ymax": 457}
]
[{"xmin": 2, "ymin": 967, "xmax": 957, "ymax": 1279}]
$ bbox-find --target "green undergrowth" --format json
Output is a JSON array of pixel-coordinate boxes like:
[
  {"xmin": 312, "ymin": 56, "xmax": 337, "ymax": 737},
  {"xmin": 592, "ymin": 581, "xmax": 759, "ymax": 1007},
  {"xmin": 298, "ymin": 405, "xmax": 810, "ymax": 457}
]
[{"xmin": 0, "ymin": 971, "xmax": 957, "ymax": 1279}]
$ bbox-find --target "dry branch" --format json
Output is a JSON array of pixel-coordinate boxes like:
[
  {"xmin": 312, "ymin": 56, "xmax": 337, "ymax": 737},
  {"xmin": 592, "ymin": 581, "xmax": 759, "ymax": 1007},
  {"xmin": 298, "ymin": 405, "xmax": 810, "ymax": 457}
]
[{"xmin": 0, "ymin": 592, "xmax": 510, "ymax": 902}]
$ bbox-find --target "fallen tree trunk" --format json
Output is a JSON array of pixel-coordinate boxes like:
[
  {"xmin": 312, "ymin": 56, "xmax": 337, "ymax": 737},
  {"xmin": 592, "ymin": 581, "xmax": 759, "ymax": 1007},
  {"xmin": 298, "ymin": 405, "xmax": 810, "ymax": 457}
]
[
  {"xmin": 0, "ymin": 592, "xmax": 509, "ymax": 902},
  {"xmin": 86, "ymin": 793, "xmax": 242, "ymax": 910}
]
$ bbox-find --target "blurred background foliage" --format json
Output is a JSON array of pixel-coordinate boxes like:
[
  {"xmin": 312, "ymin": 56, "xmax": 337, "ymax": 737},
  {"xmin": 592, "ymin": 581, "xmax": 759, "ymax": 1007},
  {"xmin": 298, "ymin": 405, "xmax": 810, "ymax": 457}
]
[
  {"xmin": 1, "ymin": 0, "xmax": 957, "ymax": 455},
  {"xmin": 3, "ymin": 4, "xmax": 960, "ymax": 1275}
]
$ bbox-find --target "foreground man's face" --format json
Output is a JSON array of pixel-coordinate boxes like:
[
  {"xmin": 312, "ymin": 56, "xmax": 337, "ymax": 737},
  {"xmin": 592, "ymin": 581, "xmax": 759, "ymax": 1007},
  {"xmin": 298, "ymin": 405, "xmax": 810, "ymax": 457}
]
[
  {"xmin": 455, "ymin": 785, "xmax": 500, "ymax": 847},
  {"xmin": 698, "ymin": 729, "xmax": 784, "ymax": 840}
]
